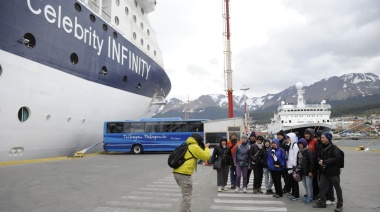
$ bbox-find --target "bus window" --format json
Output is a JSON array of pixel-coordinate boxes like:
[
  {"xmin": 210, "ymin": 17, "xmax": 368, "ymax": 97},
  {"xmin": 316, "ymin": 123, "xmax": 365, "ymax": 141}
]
[
  {"xmin": 145, "ymin": 122, "xmax": 160, "ymax": 132},
  {"xmin": 169, "ymin": 122, "xmax": 188, "ymax": 132},
  {"xmin": 188, "ymin": 121, "xmax": 204, "ymax": 132},
  {"xmin": 130, "ymin": 122, "xmax": 144, "ymax": 132},
  {"xmin": 107, "ymin": 123, "xmax": 117, "ymax": 133}
]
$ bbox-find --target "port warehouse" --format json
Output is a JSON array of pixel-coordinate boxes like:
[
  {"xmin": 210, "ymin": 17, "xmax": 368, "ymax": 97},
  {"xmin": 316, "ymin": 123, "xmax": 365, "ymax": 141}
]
[{"xmin": 203, "ymin": 117, "xmax": 244, "ymax": 147}]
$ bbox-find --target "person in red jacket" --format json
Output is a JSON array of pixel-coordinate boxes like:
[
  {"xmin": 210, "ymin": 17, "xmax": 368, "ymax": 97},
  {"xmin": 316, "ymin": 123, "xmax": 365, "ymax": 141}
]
[
  {"xmin": 227, "ymin": 133, "xmax": 241, "ymax": 189},
  {"xmin": 304, "ymin": 128, "xmax": 319, "ymax": 200}
]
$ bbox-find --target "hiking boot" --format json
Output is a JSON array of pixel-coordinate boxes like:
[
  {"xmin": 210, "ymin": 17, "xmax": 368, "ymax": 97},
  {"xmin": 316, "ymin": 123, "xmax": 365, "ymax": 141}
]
[
  {"xmin": 257, "ymin": 188, "xmax": 263, "ymax": 193},
  {"xmin": 326, "ymin": 200, "xmax": 336, "ymax": 205},
  {"xmin": 313, "ymin": 202, "xmax": 327, "ymax": 208},
  {"xmin": 334, "ymin": 204, "xmax": 343, "ymax": 212},
  {"xmin": 266, "ymin": 189, "xmax": 274, "ymax": 195},
  {"xmin": 290, "ymin": 196, "xmax": 300, "ymax": 201},
  {"xmin": 222, "ymin": 187, "xmax": 228, "ymax": 191},
  {"xmin": 217, "ymin": 187, "xmax": 222, "ymax": 192},
  {"xmin": 273, "ymin": 194, "xmax": 282, "ymax": 198},
  {"xmin": 243, "ymin": 188, "xmax": 247, "ymax": 193},
  {"xmin": 253, "ymin": 188, "xmax": 258, "ymax": 194},
  {"xmin": 231, "ymin": 184, "xmax": 236, "ymax": 189}
]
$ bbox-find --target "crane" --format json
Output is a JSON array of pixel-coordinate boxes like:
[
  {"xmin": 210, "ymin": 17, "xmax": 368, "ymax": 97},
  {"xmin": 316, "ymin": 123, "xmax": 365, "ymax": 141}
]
[{"xmin": 222, "ymin": 0, "xmax": 233, "ymax": 118}]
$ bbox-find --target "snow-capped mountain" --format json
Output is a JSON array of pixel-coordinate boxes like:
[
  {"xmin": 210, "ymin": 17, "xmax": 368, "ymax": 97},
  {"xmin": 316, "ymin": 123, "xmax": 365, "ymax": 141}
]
[{"xmin": 155, "ymin": 73, "xmax": 380, "ymax": 118}]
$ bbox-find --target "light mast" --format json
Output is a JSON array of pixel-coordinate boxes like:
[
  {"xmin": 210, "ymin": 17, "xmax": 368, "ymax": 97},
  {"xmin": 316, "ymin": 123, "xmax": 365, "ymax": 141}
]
[{"xmin": 223, "ymin": 0, "xmax": 233, "ymax": 118}]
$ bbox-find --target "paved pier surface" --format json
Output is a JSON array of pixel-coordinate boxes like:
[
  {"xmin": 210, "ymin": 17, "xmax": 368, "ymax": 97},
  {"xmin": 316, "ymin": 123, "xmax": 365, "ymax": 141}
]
[{"xmin": 0, "ymin": 147, "xmax": 379, "ymax": 212}]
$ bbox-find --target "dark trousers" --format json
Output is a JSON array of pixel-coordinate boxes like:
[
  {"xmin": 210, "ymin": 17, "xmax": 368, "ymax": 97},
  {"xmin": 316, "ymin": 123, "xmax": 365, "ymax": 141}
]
[
  {"xmin": 271, "ymin": 170, "xmax": 283, "ymax": 196},
  {"xmin": 313, "ymin": 170, "xmax": 319, "ymax": 197},
  {"xmin": 282, "ymin": 168, "xmax": 291, "ymax": 191},
  {"xmin": 318, "ymin": 170, "xmax": 335, "ymax": 201},
  {"xmin": 319, "ymin": 175, "xmax": 343, "ymax": 205},
  {"xmin": 253, "ymin": 164, "xmax": 263, "ymax": 189},
  {"xmin": 230, "ymin": 165, "xmax": 236, "ymax": 185},
  {"xmin": 288, "ymin": 170, "xmax": 299, "ymax": 198},
  {"xmin": 247, "ymin": 168, "xmax": 252, "ymax": 185},
  {"xmin": 217, "ymin": 165, "xmax": 230, "ymax": 187}
]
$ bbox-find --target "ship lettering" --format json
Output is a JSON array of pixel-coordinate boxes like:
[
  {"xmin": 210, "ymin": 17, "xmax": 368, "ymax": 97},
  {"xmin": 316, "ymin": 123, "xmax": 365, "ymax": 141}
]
[{"xmin": 27, "ymin": 0, "xmax": 104, "ymax": 56}]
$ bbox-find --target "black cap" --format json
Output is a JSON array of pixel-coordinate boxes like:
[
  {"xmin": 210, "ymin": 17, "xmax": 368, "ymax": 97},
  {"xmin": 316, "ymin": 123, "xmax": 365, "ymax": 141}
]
[{"xmin": 191, "ymin": 133, "xmax": 204, "ymax": 143}]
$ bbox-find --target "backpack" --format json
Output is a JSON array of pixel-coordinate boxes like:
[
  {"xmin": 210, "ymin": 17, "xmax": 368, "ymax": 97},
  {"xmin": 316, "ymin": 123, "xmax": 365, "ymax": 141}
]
[{"xmin": 168, "ymin": 143, "xmax": 194, "ymax": 169}]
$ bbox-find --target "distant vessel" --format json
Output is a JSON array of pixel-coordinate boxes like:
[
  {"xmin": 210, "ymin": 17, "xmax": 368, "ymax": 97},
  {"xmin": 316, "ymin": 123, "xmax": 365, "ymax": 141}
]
[
  {"xmin": 0, "ymin": 0, "xmax": 171, "ymax": 162},
  {"xmin": 267, "ymin": 82, "xmax": 332, "ymax": 137}
]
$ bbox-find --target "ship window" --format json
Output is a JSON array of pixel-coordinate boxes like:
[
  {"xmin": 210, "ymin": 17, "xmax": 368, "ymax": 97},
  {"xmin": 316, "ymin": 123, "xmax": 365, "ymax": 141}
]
[
  {"xmin": 115, "ymin": 0, "xmax": 120, "ymax": 6},
  {"xmin": 90, "ymin": 14, "xmax": 96, "ymax": 22},
  {"xmin": 136, "ymin": 83, "xmax": 141, "ymax": 90},
  {"xmin": 281, "ymin": 120, "xmax": 284, "ymax": 123},
  {"xmin": 125, "ymin": 7, "xmax": 129, "ymax": 15},
  {"xmin": 141, "ymin": 8, "xmax": 144, "ymax": 15},
  {"xmin": 113, "ymin": 31, "xmax": 117, "ymax": 38},
  {"xmin": 102, "ymin": 24, "xmax": 108, "ymax": 31},
  {"xmin": 101, "ymin": 66, "xmax": 108, "ymax": 75},
  {"xmin": 133, "ymin": 32, "xmax": 136, "ymax": 40},
  {"xmin": 18, "ymin": 107, "xmax": 30, "ymax": 122},
  {"xmin": 74, "ymin": 3, "xmax": 82, "ymax": 12},
  {"xmin": 0, "ymin": 64, "xmax": 2, "ymax": 76},
  {"xmin": 147, "ymin": 44, "xmax": 150, "ymax": 51},
  {"xmin": 134, "ymin": 0, "xmax": 137, "ymax": 7},
  {"xmin": 70, "ymin": 53, "xmax": 78, "ymax": 64},
  {"xmin": 140, "ymin": 22, "xmax": 144, "ymax": 29},
  {"xmin": 46, "ymin": 114, "xmax": 51, "ymax": 121},
  {"xmin": 147, "ymin": 29, "xmax": 150, "ymax": 36},
  {"xmin": 140, "ymin": 39, "xmax": 144, "ymax": 46},
  {"xmin": 123, "ymin": 75, "xmax": 128, "ymax": 84},
  {"xmin": 115, "ymin": 16, "xmax": 119, "ymax": 25},
  {"xmin": 23, "ymin": 33, "xmax": 36, "ymax": 48},
  {"xmin": 133, "ymin": 15, "xmax": 137, "ymax": 23}
]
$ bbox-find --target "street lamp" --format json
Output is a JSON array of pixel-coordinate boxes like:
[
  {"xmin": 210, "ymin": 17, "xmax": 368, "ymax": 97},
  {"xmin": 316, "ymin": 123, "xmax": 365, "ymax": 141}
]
[{"xmin": 240, "ymin": 86, "xmax": 249, "ymax": 135}]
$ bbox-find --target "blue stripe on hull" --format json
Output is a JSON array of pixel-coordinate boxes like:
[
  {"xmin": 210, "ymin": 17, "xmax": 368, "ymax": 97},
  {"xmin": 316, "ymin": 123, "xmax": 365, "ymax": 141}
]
[{"xmin": 0, "ymin": 0, "xmax": 171, "ymax": 98}]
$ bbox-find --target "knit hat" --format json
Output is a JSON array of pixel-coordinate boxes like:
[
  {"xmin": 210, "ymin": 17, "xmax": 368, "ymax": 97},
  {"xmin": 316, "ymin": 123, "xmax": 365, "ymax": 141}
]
[
  {"xmin": 298, "ymin": 138, "xmax": 307, "ymax": 147},
  {"xmin": 230, "ymin": 132, "xmax": 238, "ymax": 139},
  {"xmin": 220, "ymin": 136, "xmax": 227, "ymax": 142},
  {"xmin": 250, "ymin": 132, "xmax": 256, "ymax": 138},
  {"xmin": 322, "ymin": 132, "xmax": 332, "ymax": 142},
  {"xmin": 277, "ymin": 130, "xmax": 285, "ymax": 137},
  {"xmin": 304, "ymin": 128, "xmax": 315, "ymax": 138},
  {"xmin": 315, "ymin": 130, "xmax": 323, "ymax": 137},
  {"xmin": 191, "ymin": 133, "xmax": 204, "ymax": 143},
  {"xmin": 241, "ymin": 135, "xmax": 248, "ymax": 139}
]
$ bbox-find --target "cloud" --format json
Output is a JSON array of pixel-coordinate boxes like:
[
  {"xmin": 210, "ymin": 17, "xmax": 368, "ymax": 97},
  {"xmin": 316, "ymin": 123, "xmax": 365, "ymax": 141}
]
[{"xmin": 150, "ymin": 0, "xmax": 380, "ymax": 100}]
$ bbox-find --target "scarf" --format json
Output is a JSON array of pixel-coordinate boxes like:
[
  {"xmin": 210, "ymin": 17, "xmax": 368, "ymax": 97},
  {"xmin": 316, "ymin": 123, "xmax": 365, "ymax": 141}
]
[{"xmin": 256, "ymin": 142, "xmax": 264, "ymax": 149}]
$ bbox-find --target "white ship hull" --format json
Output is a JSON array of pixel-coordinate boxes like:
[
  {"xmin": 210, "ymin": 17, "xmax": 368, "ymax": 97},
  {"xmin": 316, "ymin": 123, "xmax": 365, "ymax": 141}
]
[{"xmin": 0, "ymin": 50, "xmax": 160, "ymax": 162}]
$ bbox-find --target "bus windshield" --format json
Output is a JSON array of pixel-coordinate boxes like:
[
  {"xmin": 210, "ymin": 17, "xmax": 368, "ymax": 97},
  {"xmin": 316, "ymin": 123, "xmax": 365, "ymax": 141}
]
[{"xmin": 103, "ymin": 118, "xmax": 206, "ymax": 154}]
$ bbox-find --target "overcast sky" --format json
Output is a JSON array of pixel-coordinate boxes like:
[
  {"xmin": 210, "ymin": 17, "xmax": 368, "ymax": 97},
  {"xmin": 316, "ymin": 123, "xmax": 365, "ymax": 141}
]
[{"xmin": 149, "ymin": 0, "xmax": 380, "ymax": 101}]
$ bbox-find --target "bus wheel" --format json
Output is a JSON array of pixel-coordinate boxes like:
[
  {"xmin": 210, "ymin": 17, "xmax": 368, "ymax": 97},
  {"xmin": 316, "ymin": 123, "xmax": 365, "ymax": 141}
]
[{"xmin": 132, "ymin": 144, "xmax": 143, "ymax": 154}]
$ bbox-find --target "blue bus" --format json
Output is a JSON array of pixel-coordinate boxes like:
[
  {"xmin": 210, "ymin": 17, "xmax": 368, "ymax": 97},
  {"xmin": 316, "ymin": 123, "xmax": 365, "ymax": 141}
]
[{"xmin": 103, "ymin": 118, "xmax": 207, "ymax": 154}]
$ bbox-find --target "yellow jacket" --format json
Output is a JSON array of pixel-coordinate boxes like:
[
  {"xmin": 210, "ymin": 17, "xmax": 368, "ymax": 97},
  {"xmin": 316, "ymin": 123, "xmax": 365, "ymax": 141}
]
[{"xmin": 173, "ymin": 137, "xmax": 210, "ymax": 176}]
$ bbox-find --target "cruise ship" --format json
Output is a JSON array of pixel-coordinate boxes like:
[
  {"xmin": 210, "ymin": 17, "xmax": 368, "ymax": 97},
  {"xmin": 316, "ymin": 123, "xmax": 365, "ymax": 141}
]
[
  {"xmin": 0, "ymin": 0, "xmax": 171, "ymax": 162},
  {"xmin": 267, "ymin": 82, "xmax": 332, "ymax": 137}
]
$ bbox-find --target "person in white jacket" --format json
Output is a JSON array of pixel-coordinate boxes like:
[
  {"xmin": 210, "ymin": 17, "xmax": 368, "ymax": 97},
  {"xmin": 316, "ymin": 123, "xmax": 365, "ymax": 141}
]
[{"xmin": 286, "ymin": 133, "xmax": 300, "ymax": 200}]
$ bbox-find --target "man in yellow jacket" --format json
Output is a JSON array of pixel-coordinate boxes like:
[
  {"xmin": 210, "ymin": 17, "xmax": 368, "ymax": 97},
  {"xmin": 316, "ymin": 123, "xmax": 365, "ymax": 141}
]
[{"xmin": 173, "ymin": 133, "xmax": 210, "ymax": 212}]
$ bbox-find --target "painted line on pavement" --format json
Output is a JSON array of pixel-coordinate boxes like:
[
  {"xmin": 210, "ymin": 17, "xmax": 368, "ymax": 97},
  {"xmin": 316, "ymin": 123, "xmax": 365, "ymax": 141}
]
[
  {"xmin": 139, "ymin": 187, "xmax": 180, "ymax": 192},
  {"xmin": 218, "ymin": 193, "xmax": 273, "ymax": 198},
  {"xmin": 121, "ymin": 195, "xmax": 179, "ymax": 202},
  {"xmin": 214, "ymin": 199, "xmax": 285, "ymax": 205},
  {"xmin": 106, "ymin": 201, "xmax": 171, "ymax": 208},
  {"xmin": 211, "ymin": 205, "xmax": 287, "ymax": 211},
  {"xmin": 131, "ymin": 191, "xmax": 182, "ymax": 197}
]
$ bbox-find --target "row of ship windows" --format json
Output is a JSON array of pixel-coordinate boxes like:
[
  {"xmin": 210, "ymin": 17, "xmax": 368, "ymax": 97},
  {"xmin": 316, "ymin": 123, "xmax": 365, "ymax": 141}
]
[
  {"xmin": 74, "ymin": 2, "xmax": 155, "ymax": 55},
  {"xmin": 279, "ymin": 109, "xmax": 331, "ymax": 112},
  {"xmin": 15, "ymin": 106, "xmax": 87, "ymax": 124},
  {"xmin": 281, "ymin": 120, "xmax": 330, "ymax": 124},
  {"xmin": 16, "ymin": 35, "xmax": 144, "ymax": 90}
]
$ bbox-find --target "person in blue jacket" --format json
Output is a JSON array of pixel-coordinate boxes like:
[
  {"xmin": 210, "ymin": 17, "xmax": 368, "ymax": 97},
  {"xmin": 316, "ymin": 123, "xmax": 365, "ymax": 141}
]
[{"xmin": 268, "ymin": 138, "xmax": 287, "ymax": 198}]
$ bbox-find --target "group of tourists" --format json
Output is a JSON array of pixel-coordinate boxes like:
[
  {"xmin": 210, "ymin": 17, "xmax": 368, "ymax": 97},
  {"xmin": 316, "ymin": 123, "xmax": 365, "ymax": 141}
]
[{"xmin": 210, "ymin": 129, "xmax": 344, "ymax": 212}]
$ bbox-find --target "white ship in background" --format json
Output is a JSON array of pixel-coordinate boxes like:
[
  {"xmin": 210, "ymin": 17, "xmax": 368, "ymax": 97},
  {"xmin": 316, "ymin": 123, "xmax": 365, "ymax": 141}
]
[
  {"xmin": 268, "ymin": 82, "xmax": 332, "ymax": 137},
  {"xmin": 0, "ymin": 0, "xmax": 171, "ymax": 162}
]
